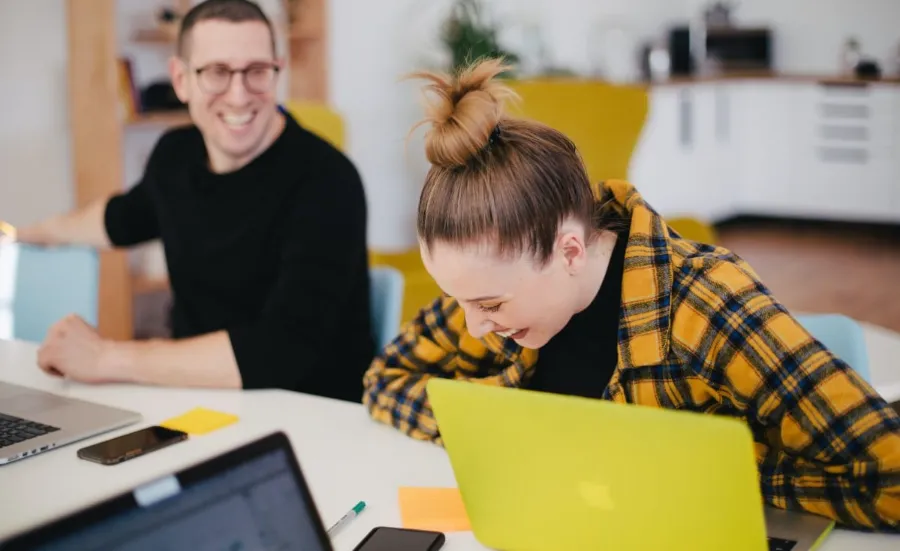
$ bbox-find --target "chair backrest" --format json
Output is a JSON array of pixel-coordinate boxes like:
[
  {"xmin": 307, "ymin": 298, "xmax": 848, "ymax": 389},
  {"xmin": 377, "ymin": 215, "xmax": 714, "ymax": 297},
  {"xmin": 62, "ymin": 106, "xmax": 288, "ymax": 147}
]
[
  {"xmin": 795, "ymin": 313, "xmax": 870, "ymax": 383},
  {"xmin": 5, "ymin": 244, "xmax": 99, "ymax": 343},
  {"xmin": 281, "ymin": 101, "xmax": 345, "ymax": 151},
  {"xmin": 506, "ymin": 79, "xmax": 649, "ymax": 182},
  {"xmin": 667, "ymin": 217, "xmax": 720, "ymax": 245},
  {"xmin": 369, "ymin": 266, "xmax": 404, "ymax": 351}
]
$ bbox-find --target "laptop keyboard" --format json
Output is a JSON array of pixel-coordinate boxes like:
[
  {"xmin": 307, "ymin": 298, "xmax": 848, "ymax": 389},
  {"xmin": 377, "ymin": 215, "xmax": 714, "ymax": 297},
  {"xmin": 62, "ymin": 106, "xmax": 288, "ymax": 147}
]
[
  {"xmin": 768, "ymin": 537, "xmax": 797, "ymax": 551},
  {"xmin": 0, "ymin": 412, "xmax": 59, "ymax": 449}
]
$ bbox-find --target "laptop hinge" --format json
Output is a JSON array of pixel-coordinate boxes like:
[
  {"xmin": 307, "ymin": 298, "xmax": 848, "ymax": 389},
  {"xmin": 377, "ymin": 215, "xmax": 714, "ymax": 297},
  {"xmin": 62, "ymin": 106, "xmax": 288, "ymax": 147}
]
[{"xmin": 134, "ymin": 474, "xmax": 181, "ymax": 507}]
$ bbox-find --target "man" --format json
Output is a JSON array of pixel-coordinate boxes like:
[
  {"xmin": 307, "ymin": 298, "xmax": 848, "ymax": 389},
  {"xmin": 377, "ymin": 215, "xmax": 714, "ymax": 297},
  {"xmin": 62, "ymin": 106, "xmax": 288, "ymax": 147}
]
[{"xmin": 10, "ymin": 0, "xmax": 374, "ymax": 401}]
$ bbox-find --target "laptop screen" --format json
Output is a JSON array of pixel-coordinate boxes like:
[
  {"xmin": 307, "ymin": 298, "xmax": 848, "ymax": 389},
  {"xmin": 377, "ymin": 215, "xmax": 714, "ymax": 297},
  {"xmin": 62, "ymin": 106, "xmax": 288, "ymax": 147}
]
[{"xmin": 2, "ymin": 433, "xmax": 332, "ymax": 551}]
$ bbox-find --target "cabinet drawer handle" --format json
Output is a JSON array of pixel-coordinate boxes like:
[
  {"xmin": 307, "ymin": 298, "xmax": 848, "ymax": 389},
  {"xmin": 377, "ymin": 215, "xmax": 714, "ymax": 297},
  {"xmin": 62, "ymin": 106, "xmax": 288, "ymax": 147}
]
[
  {"xmin": 817, "ymin": 147, "xmax": 868, "ymax": 164},
  {"xmin": 820, "ymin": 103, "xmax": 869, "ymax": 120},
  {"xmin": 716, "ymin": 89, "xmax": 729, "ymax": 142},
  {"xmin": 819, "ymin": 125, "xmax": 869, "ymax": 142},
  {"xmin": 679, "ymin": 89, "xmax": 692, "ymax": 148}
]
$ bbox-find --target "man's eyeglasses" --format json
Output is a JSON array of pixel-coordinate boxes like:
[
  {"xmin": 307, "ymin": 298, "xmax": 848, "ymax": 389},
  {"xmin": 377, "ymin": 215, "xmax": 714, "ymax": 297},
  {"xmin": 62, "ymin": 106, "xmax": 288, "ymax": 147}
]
[{"xmin": 193, "ymin": 62, "xmax": 280, "ymax": 95}]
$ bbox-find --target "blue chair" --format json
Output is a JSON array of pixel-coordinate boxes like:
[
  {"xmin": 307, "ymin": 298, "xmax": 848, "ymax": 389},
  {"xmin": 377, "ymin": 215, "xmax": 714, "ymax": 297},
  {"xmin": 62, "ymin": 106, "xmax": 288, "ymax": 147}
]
[
  {"xmin": 796, "ymin": 313, "xmax": 870, "ymax": 383},
  {"xmin": 9, "ymin": 244, "xmax": 99, "ymax": 343},
  {"xmin": 369, "ymin": 265, "xmax": 404, "ymax": 351}
]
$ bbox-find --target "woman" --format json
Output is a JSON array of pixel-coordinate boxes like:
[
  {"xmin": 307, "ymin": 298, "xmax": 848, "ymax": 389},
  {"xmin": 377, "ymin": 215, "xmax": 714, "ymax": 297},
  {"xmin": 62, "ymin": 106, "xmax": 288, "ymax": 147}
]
[{"xmin": 362, "ymin": 58, "xmax": 900, "ymax": 531}]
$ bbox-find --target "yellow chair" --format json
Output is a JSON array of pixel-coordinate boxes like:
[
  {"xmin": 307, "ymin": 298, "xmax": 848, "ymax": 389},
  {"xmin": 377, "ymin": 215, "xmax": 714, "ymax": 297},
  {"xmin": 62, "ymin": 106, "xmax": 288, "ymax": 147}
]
[
  {"xmin": 666, "ymin": 217, "xmax": 719, "ymax": 245},
  {"xmin": 506, "ymin": 78, "xmax": 649, "ymax": 182},
  {"xmin": 283, "ymin": 100, "xmax": 345, "ymax": 150}
]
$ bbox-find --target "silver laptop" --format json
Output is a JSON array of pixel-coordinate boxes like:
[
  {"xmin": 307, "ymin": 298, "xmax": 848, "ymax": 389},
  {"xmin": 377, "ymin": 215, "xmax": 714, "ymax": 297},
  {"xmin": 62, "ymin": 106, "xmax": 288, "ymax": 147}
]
[
  {"xmin": 0, "ymin": 432, "xmax": 334, "ymax": 550},
  {"xmin": 0, "ymin": 381, "xmax": 141, "ymax": 465}
]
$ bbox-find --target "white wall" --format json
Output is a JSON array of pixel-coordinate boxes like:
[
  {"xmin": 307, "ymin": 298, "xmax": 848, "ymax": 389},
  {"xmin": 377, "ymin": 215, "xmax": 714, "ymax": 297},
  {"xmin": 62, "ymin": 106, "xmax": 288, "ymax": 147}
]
[
  {"xmin": 0, "ymin": 1, "xmax": 73, "ymax": 227},
  {"xmin": 732, "ymin": 0, "xmax": 900, "ymax": 74}
]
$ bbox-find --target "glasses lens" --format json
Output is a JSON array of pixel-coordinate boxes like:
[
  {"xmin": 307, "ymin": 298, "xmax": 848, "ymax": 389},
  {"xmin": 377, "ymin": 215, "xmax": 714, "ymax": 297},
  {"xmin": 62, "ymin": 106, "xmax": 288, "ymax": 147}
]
[
  {"xmin": 199, "ymin": 65, "xmax": 231, "ymax": 94},
  {"xmin": 245, "ymin": 65, "xmax": 277, "ymax": 93}
]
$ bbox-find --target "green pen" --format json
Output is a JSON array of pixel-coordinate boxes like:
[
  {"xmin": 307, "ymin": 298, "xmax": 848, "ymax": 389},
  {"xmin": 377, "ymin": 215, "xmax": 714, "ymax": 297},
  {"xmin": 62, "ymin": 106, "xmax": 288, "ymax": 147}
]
[{"xmin": 327, "ymin": 501, "xmax": 366, "ymax": 536}]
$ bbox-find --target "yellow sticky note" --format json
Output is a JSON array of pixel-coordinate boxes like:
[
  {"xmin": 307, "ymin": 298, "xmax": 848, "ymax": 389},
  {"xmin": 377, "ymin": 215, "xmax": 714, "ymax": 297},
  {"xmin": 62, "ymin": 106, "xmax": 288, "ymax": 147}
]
[
  {"xmin": 398, "ymin": 487, "xmax": 471, "ymax": 532},
  {"xmin": 160, "ymin": 407, "xmax": 239, "ymax": 436}
]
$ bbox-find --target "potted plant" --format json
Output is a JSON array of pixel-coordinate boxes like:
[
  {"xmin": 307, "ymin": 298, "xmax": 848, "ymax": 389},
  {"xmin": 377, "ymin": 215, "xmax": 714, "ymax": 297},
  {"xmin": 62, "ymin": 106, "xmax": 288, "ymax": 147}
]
[{"xmin": 441, "ymin": 0, "xmax": 519, "ymax": 75}]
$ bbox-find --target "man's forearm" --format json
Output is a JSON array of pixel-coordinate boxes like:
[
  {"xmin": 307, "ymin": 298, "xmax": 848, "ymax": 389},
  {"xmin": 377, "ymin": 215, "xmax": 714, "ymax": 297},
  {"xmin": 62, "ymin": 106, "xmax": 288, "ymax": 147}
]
[
  {"xmin": 103, "ymin": 331, "xmax": 243, "ymax": 389},
  {"xmin": 16, "ymin": 196, "xmax": 112, "ymax": 248}
]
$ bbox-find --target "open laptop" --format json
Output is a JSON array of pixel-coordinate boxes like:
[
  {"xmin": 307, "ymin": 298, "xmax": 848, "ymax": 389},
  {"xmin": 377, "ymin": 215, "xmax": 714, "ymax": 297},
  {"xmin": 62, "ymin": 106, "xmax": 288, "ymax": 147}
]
[
  {"xmin": 0, "ymin": 431, "xmax": 334, "ymax": 550},
  {"xmin": 426, "ymin": 378, "xmax": 835, "ymax": 551},
  {"xmin": 0, "ymin": 381, "xmax": 142, "ymax": 465}
]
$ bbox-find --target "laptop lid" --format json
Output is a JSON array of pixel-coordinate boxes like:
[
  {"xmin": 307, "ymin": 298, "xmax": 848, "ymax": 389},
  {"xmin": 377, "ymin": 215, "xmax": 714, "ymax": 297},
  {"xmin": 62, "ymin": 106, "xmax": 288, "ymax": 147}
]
[
  {"xmin": 0, "ymin": 432, "xmax": 333, "ymax": 551},
  {"xmin": 426, "ymin": 378, "xmax": 769, "ymax": 551}
]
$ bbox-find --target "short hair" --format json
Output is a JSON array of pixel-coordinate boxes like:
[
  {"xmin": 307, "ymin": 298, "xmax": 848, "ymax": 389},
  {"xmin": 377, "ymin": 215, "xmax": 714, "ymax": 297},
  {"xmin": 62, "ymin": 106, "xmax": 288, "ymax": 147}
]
[{"xmin": 177, "ymin": 0, "xmax": 276, "ymax": 58}]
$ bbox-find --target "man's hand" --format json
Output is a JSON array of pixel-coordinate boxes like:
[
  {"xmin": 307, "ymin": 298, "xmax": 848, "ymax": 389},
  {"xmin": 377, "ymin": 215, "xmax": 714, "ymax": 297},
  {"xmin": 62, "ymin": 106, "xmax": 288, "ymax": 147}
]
[
  {"xmin": 0, "ymin": 220, "xmax": 16, "ymax": 244},
  {"xmin": 36, "ymin": 316, "xmax": 242, "ymax": 389},
  {"xmin": 10, "ymin": 196, "xmax": 114, "ymax": 249},
  {"xmin": 36, "ymin": 315, "xmax": 118, "ymax": 383}
]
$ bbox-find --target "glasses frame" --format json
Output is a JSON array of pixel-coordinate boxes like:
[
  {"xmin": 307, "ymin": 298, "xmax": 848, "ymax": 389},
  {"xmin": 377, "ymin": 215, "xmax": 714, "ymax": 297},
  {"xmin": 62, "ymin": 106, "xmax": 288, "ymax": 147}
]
[{"xmin": 192, "ymin": 61, "xmax": 281, "ymax": 95}]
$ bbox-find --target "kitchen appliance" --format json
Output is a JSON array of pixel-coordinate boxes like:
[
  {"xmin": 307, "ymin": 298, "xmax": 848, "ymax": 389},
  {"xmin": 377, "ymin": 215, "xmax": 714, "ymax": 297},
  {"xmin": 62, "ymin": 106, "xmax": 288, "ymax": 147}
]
[{"xmin": 668, "ymin": 25, "xmax": 772, "ymax": 75}]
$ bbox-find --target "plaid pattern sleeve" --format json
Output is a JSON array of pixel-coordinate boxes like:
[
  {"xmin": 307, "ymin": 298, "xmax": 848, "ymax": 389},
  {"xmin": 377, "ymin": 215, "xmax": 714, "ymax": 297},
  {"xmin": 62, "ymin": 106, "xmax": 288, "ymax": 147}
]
[
  {"xmin": 673, "ymin": 256, "xmax": 900, "ymax": 531},
  {"xmin": 362, "ymin": 295, "xmax": 529, "ymax": 442}
]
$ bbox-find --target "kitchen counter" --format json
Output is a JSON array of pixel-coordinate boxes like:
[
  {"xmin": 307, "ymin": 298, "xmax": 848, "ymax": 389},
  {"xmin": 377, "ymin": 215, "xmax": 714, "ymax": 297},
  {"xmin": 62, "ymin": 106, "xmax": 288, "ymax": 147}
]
[{"xmin": 651, "ymin": 70, "xmax": 900, "ymax": 86}]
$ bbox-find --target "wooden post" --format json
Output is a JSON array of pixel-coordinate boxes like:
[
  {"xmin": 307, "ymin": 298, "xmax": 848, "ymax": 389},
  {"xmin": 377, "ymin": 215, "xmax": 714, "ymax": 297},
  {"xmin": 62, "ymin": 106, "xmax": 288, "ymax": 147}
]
[
  {"xmin": 285, "ymin": 0, "xmax": 327, "ymax": 102},
  {"xmin": 67, "ymin": 0, "xmax": 134, "ymax": 340}
]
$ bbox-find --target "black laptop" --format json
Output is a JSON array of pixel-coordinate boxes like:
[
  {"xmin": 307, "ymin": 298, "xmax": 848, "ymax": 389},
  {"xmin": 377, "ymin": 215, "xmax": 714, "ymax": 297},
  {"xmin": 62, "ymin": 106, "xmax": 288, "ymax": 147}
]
[{"xmin": 0, "ymin": 432, "xmax": 334, "ymax": 550}]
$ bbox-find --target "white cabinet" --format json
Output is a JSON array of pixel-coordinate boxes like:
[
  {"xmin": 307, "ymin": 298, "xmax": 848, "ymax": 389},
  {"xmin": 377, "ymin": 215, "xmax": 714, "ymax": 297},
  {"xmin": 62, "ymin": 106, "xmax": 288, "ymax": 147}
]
[
  {"xmin": 630, "ymin": 79, "xmax": 900, "ymax": 224},
  {"xmin": 630, "ymin": 84, "xmax": 695, "ymax": 217},
  {"xmin": 693, "ymin": 82, "xmax": 738, "ymax": 221},
  {"xmin": 630, "ymin": 83, "xmax": 735, "ymax": 221},
  {"xmin": 792, "ymin": 82, "xmax": 897, "ymax": 222},
  {"xmin": 731, "ymin": 82, "xmax": 803, "ymax": 216}
]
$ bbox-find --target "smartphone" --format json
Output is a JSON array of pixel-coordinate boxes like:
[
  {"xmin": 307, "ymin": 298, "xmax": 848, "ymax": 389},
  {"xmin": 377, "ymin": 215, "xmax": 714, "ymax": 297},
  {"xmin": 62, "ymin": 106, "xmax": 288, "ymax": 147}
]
[
  {"xmin": 352, "ymin": 527, "xmax": 445, "ymax": 551},
  {"xmin": 77, "ymin": 426, "xmax": 188, "ymax": 465}
]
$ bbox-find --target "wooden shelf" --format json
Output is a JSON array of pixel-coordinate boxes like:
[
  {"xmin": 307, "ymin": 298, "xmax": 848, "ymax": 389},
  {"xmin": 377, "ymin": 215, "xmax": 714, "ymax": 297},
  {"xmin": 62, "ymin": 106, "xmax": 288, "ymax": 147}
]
[
  {"xmin": 126, "ymin": 110, "xmax": 192, "ymax": 129},
  {"xmin": 288, "ymin": 31, "xmax": 321, "ymax": 41},
  {"xmin": 132, "ymin": 274, "xmax": 170, "ymax": 294},
  {"xmin": 132, "ymin": 28, "xmax": 177, "ymax": 44}
]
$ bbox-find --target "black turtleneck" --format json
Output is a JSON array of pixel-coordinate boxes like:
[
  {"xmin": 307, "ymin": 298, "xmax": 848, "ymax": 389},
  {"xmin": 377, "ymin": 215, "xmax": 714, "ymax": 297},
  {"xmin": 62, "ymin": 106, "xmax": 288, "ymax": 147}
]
[{"xmin": 527, "ymin": 231, "xmax": 627, "ymax": 399}]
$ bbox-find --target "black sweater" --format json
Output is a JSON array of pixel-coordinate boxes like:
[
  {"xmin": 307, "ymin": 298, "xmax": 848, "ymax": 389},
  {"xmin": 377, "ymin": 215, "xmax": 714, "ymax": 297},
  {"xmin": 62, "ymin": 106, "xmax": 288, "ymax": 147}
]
[{"xmin": 104, "ymin": 111, "xmax": 374, "ymax": 402}]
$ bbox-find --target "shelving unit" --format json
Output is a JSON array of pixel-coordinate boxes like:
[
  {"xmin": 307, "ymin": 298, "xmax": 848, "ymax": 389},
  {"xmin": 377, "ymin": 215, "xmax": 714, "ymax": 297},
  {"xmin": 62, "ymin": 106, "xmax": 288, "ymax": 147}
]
[
  {"xmin": 126, "ymin": 110, "xmax": 193, "ymax": 128},
  {"xmin": 66, "ymin": 0, "xmax": 328, "ymax": 339}
]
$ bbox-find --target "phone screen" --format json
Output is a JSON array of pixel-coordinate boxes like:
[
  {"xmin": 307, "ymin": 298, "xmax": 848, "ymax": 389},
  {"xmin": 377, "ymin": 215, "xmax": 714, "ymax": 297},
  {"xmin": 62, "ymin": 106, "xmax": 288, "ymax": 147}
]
[
  {"xmin": 78, "ymin": 426, "xmax": 186, "ymax": 463},
  {"xmin": 354, "ymin": 527, "xmax": 444, "ymax": 551}
]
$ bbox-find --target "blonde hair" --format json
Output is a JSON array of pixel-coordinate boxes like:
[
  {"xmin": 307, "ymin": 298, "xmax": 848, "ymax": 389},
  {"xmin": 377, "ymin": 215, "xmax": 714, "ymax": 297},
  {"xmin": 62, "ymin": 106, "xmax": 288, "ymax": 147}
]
[{"xmin": 410, "ymin": 58, "xmax": 615, "ymax": 265}]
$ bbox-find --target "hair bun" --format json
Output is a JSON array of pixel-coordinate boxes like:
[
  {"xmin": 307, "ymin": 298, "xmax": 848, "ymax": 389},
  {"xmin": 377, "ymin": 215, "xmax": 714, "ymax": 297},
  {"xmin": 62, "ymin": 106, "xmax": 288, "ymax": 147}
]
[{"xmin": 409, "ymin": 58, "xmax": 516, "ymax": 168}]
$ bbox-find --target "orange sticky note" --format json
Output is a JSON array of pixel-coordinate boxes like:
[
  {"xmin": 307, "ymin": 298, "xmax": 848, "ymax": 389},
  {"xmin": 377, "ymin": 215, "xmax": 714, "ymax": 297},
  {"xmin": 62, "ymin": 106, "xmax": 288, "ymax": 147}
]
[
  {"xmin": 398, "ymin": 487, "xmax": 471, "ymax": 532},
  {"xmin": 160, "ymin": 407, "xmax": 239, "ymax": 436}
]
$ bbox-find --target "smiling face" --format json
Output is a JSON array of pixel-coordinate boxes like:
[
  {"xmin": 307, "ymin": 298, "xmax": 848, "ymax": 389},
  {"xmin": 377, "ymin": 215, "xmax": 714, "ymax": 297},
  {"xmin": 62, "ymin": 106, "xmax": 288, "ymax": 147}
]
[
  {"xmin": 170, "ymin": 19, "xmax": 283, "ymax": 173},
  {"xmin": 421, "ymin": 226, "xmax": 595, "ymax": 349}
]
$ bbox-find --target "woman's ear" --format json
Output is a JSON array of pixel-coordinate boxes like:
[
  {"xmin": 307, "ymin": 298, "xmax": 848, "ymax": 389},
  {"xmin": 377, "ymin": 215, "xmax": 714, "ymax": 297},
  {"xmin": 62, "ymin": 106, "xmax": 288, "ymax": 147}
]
[{"xmin": 556, "ymin": 229, "xmax": 588, "ymax": 276}]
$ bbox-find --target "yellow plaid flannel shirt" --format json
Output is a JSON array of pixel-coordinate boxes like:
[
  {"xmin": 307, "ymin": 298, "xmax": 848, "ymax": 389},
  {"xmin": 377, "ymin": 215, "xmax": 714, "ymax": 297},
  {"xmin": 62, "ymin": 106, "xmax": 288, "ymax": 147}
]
[{"xmin": 363, "ymin": 179, "xmax": 900, "ymax": 531}]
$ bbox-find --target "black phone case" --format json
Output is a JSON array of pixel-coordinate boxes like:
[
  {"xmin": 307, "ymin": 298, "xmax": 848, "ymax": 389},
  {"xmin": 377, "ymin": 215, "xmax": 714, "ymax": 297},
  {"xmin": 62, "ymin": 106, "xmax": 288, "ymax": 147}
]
[
  {"xmin": 352, "ymin": 527, "xmax": 445, "ymax": 551},
  {"xmin": 77, "ymin": 430, "xmax": 187, "ymax": 465}
]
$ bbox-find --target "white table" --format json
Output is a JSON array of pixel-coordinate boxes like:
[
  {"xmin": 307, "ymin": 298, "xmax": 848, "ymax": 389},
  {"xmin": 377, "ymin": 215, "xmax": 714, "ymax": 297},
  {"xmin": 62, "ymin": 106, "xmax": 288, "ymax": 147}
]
[{"xmin": 1, "ymin": 336, "xmax": 898, "ymax": 551}]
